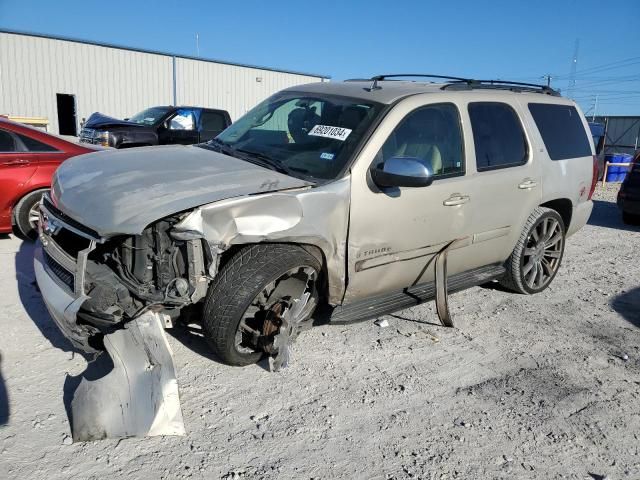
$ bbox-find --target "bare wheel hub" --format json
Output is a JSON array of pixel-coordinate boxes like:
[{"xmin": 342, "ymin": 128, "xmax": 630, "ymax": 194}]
[{"xmin": 236, "ymin": 266, "xmax": 317, "ymax": 356}]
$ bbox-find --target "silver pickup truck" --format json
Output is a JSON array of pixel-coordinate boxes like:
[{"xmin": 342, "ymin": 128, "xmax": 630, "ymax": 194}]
[{"xmin": 35, "ymin": 75, "xmax": 596, "ymax": 367}]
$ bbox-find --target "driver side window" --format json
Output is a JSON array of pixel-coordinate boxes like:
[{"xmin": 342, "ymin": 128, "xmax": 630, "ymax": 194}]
[
  {"xmin": 377, "ymin": 103, "xmax": 465, "ymax": 178},
  {"xmin": 169, "ymin": 109, "xmax": 196, "ymax": 130}
]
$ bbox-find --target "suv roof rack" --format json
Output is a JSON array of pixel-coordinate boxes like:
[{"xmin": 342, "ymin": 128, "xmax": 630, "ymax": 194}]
[
  {"xmin": 350, "ymin": 74, "xmax": 560, "ymax": 96},
  {"xmin": 443, "ymin": 79, "xmax": 560, "ymax": 96}
]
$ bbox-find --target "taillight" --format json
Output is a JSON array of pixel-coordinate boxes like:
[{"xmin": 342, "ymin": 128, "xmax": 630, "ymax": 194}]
[{"xmin": 588, "ymin": 155, "xmax": 598, "ymax": 200}]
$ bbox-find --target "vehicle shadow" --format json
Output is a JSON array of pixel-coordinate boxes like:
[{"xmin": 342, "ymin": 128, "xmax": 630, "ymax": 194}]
[
  {"xmin": 15, "ymin": 240, "xmax": 74, "ymax": 352},
  {"xmin": 0, "ymin": 353, "xmax": 9, "ymax": 425},
  {"xmin": 611, "ymin": 287, "xmax": 640, "ymax": 328},
  {"xmin": 588, "ymin": 199, "xmax": 640, "ymax": 232}
]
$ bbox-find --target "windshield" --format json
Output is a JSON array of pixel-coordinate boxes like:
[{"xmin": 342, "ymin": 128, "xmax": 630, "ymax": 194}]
[
  {"xmin": 128, "ymin": 107, "xmax": 171, "ymax": 126},
  {"xmin": 213, "ymin": 92, "xmax": 384, "ymax": 181}
]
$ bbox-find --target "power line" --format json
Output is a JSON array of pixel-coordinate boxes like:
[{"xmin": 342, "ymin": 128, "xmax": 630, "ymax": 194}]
[{"xmin": 555, "ymin": 56, "xmax": 640, "ymax": 79}]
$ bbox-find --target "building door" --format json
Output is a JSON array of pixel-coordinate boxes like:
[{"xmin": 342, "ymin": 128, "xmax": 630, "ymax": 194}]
[{"xmin": 56, "ymin": 94, "xmax": 77, "ymax": 136}]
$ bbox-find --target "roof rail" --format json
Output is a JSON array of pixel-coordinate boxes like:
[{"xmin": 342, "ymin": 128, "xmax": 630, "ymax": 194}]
[
  {"xmin": 443, "ymin": 79, "xmax": 560, "ymax": 96},
  {"xmin": 359, "ymin": 74, "xmax": 471, "ymax": 91},
  {"xmin": 350, "ymin": 74, "xmax": 561, "ymax": 96}
]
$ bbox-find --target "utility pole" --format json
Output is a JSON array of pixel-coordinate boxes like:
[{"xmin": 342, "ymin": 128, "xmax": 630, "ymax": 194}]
[
  {"xmin": 541, "ymin": 74, "xmax": 553, "ymax": 87},
  {"xmin": 592, "ymin": 94, "xmax": 599, "ymax": 122},
  {"xmin": 567, "ymin": 39, "xmax": 580, "ymax": 99}
]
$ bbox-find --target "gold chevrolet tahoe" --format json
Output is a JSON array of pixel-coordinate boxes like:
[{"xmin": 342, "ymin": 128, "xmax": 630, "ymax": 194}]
[{"xmin": 35, "ymin": 75, "xmax": 597, "ymax": 367}]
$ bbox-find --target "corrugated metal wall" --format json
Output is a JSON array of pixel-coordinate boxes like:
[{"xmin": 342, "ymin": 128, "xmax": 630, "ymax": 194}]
[
  {"xmin": 0, "ymin": 31, "xmax": 326, "ymax": 135},
  {"xmin": 175, "ymin": 58, "xmax": 322, "ymax": 120},
  {"xmin": 592, "ymin": 115, "xmax": 640, "ymax": 156}
]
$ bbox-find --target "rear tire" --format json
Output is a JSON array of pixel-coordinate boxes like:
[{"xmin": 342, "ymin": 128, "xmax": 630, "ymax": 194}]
[
  {"xmin": 14, "ymin": 189, "xmax": 47, "ymax": 240},
  {"xmin": 202, "ymin": 244, "xmax": 321, "ymax": 366},
  {"xmin": 500, "ymin": 207, "xmax": 566, "ymax": 294},
  {"xmin": 622, "ymin": 211, "xmax": 640, "ymax": 225}
]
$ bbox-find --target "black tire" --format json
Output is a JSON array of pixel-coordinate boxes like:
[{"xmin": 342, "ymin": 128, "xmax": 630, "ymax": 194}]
[
  {"xmin": 500, "ymin": 207, "xmax": 566, "ymax": 295},
  {"xmin": 202, "ymin": 244, "xmax": 321, "ymax": 366},
  {"xmin": 14, "ymin": 189, "xmax": 48, "ymax": 240},
  {"xmin": 622, "ymin": 211, "xmax": 640, "ymax": 225}
]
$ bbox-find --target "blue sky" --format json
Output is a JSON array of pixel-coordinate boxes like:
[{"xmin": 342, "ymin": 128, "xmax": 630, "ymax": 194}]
[{"xmin": 1, "ymin": 0, "xmax": 639, "ymax": 115}]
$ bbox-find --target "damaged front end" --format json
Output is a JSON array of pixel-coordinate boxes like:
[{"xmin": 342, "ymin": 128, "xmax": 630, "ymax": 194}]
[{"xmin": 34, "ymin": 196, "xmax": 212, "ymax": 441}]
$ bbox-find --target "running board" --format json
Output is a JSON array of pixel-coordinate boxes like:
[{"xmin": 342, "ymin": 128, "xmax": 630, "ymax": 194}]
[{"xmin": 329, "ymin": 264, "xmax": 505, "ymax": 324}]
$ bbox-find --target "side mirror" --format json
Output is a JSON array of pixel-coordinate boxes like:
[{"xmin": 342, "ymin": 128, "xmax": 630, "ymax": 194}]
[{"xmin": 370, "ymin": 157, "xmax": 434, "ymax": 188}]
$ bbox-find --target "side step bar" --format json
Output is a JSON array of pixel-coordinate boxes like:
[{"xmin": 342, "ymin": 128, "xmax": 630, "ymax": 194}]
[{"xmin": 329, "ymin": 264, "xmax": 505, "ymax": 324}]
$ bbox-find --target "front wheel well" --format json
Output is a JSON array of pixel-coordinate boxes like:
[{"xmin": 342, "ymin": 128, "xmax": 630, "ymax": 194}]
[
  {"xmin": 540, "ymin": 198, "xmax": 572, "ymax": 230},
  {"xmin": 217, "ymin": 242, "xmax": 329, "ymax": 299}
]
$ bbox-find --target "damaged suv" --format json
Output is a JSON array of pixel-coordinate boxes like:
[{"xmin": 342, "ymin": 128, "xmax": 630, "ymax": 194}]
[{"xmin": 35, "ymin": 75, "xmax": 596, "ymax": 368}]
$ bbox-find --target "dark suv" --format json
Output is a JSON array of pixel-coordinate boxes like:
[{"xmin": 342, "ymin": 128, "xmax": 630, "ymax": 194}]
[
  {"xmin": 618, "ymin": 150, "xmax": 640, "ymax": 224},
  {"xmin": 79, "ymin": 106, "xmax": 231, "ymax": 148}
]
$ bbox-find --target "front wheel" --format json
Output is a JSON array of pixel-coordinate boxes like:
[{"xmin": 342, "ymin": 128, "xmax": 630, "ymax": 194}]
[
  {"xmin": 202, "ymin": 244, "xmax": 321, "ymax": 366},
  {"xmin": 500, "ymin": 207, "xmax": 566, "ymax": 294}
]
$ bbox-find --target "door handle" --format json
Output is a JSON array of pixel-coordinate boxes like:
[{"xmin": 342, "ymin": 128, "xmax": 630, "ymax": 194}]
[
  {"xmin": 518, "ymin": 179, "xmax": 538, "ymax": 189},
  {"xmin": 2, "ymin": 159, "xmax": 30, "ymax": 166},
  {"xmin": 443, "ymin": 194, "xmax": 470, "ymax": 206}
]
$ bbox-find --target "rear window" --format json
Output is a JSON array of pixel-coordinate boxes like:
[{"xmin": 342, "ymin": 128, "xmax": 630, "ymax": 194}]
[
  {"xmin": 16, "ymin": 133, "xmax": 59, "ymax": 152},
  {"xmin": 528, "ymin": 103, "xmax": 592, "ymax": 160}
]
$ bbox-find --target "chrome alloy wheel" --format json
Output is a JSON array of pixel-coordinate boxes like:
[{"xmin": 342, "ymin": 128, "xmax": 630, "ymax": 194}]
[
  {"xmin": 28, "ymin": 201, "xmax": 41, "ymax": 231},
  {"xmin": 522, "ymin": 216, "xmax": 564, "ymax": 290}
]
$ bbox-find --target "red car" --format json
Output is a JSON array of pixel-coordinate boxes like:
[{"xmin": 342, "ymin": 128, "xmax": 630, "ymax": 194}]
[{"xmin": 0, "ymin": 118, "xmax": 99, "ymax": 239}]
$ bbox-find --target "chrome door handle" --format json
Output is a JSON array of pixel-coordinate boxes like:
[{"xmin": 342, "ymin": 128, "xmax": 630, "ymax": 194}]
[
  {"xmin": 518, "ymin": 179, "xmax": 538, "ymax": 189},
  {"xmin": 443, "ymin": 194, "xmax": 470, "ymax": 206},
  {"xmin": 2, "ymin": 159, "xmax": 30, "ymax": 166}
]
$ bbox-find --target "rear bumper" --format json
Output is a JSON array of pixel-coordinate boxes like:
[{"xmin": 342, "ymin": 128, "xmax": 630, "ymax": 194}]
[
  {"xmin": 34, "ymin": 244, "xmax": 99, "ymax": 354},
  {"xmin": 567, "ymin": 200, "xmax": 593, "ymax": 237}
]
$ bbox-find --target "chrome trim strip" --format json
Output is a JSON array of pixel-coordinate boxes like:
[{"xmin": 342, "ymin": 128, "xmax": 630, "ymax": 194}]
[{"xmin": 40, "ymin": 201, "xmax": 104, "ymax": 242}]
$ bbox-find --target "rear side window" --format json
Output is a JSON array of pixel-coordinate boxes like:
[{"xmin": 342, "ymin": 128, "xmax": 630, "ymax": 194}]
[
  {"xmin": 16, "ymin": 133, "xmax": 59, "ymax": 152},
  {"xmin": 528, "ymin": 103, "xmax": 592, "ymax": 160},
  {"xmin": 201, "ymin": 111, "xmax": 226, "ymax": 131},
  {"xmin": 0, "ymin": 130, "xmax": 16, "ymax": 152},
  {"xmin": 468, "ymin": 102, "xmax": 528, "ymax": 171}
]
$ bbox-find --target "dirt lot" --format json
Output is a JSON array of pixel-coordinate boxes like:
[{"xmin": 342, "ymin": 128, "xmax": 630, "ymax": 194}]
[{"xmin": 0, "ymin": 184, "xmax": 639, "ymax": 480}]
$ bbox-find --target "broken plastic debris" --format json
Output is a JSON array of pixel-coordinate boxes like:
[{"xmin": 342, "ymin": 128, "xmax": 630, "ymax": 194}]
[
  {"xmin": 374, "ymin": 319, "xmax": 389, "ymax": 328},
  {"xmin": 68, "ymin": 311, "xmax": 185, "ymax": 441}
]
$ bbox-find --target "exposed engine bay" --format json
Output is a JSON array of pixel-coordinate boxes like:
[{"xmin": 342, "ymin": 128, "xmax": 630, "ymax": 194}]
[{"xmin": 78, "ymin": 217, "xmax": 210, "ymax": 333}]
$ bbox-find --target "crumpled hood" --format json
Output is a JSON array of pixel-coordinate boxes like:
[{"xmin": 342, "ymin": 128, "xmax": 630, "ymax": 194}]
[
  {"xmin": 84, "ymin": 112, "xmax": 146, "ymax": 129},
  {"xmin": 51, "ymin": 145, "xmax": 312, "ymax": 236}
]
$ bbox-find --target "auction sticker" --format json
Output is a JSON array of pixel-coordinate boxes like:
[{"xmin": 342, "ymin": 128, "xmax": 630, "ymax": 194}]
[{"xmin": 308, "ymin": 125, "xmax": 352, "ymax": 141}]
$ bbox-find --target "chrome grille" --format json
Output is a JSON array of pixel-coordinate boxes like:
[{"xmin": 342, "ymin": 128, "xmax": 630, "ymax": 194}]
[
  {"xmin": 43, "ymin": 249, "xmax": 75, "ymax": 292},
  {"xmin": 79, "ymin": 127, "xmax": 96, "ymax": 144}
]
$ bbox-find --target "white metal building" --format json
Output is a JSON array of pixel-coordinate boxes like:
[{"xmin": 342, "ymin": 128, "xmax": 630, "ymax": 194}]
[{"xmin": 0, "ymin": 30, "xmax": 329, "ymax": 136}]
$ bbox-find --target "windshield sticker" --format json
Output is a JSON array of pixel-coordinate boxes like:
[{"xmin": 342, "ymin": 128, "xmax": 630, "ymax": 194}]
[
  {"xmin": 320, "ymin": 152, "xmax": 335, "ymax": 161},
  {"xmin": 308, "ymin": 125, "xmax": 352, "ymax": 141}
]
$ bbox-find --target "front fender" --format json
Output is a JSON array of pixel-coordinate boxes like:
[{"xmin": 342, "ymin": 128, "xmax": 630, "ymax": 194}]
[{"xmin": 173, "ymin": 177, "xmax": 351, "ymax": 304}]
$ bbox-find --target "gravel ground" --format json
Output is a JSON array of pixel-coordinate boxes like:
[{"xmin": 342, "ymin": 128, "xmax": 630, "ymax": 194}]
[{"xmin": 1, "ymin": 184, "xmax": 639, "ymax": 480}]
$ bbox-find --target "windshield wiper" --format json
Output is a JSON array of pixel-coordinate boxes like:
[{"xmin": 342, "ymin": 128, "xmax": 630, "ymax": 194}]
[
  {"xmin": 234, "ymin": 148, "xmax": 314, "ymax": 180},
  {"xmin": 204, "ymin": 141, "xmax": 316, "ymax": 183}
]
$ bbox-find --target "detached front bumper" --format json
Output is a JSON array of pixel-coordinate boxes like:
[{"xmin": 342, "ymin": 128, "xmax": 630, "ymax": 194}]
[{"xmin": 34, "ymin": 245, "xmax": 98, "ymax": 353}]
